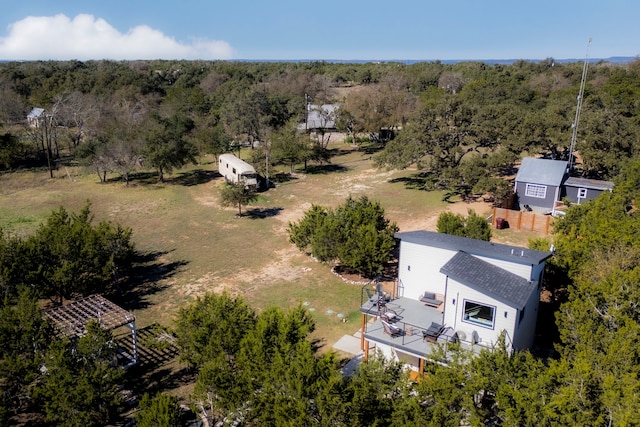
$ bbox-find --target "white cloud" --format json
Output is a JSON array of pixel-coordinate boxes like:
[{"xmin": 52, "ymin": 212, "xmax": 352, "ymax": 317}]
[{"xmin": 0, "ymin": 14, "xmax": 234, "ymax": 60}]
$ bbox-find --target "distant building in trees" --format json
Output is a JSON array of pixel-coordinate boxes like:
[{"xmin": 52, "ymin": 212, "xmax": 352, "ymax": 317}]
[
  {"xmin": 27, "ymin": 107, "xmax": 45, "ymax": 128},
  {"xmin": 301, "ymin": 104, "xmax": 337, "ymax": 132}
]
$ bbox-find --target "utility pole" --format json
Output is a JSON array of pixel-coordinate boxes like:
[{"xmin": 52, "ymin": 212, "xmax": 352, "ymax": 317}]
[{"xmin": 568, "ymin": 38, "xmax": 591, "ymax": 172}]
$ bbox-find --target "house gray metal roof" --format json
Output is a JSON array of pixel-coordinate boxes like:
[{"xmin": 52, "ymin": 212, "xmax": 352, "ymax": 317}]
[
  {"xmin": 440, "ymin": 251, "xmax": 536, "ymax": 309},
  {"xmin": 395, "ymin": 230, "xmax": 552, "ymax": 266},
  {"xmin": 305, "ymin": 104, "xmax": 337, "ymax": 129},
  {"xmin": 565, "ymin": 176, "xmax": 614, "ymax": 191},
  {"xmin": 515, "ymin": 158, "xmax": 568, "ymax": 187},
  {"xmin": 27, "ymin": 107, "xmax": 45, "ymax": 119}
]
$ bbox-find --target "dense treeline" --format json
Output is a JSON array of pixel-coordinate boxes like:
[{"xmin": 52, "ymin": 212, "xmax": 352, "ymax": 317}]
[{"xmin": 1, "ymin": 59, "xmax": 639, "ymax": 199}]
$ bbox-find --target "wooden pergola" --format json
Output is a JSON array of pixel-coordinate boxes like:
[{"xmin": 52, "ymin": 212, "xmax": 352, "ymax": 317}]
[{"xmin": 44, "ymin": 294, "xmax": 138, "ymax": 366}]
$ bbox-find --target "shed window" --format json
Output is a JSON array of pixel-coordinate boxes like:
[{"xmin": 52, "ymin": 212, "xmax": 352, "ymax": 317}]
[
  {"xmin": 463, "ymin": 300, "xmax": 495, "ymax": 329},
  {"xmin": 525, "ymin": 184, "xmax": 547, "ymax": 198},
  {"xmin": 578, "ymin": 188, "xmax": 588, "ymax": 199}
]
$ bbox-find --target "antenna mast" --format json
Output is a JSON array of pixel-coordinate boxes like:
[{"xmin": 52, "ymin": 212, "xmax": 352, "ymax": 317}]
[{"xmin": 567, "ymin": 38, "xmax": 592, "ymax": 172}]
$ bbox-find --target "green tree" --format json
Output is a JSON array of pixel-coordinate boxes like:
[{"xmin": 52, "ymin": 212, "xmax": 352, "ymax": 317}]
[
  {"xmin": 175, "ymin": 292, "xmax": 256, "ymax": 369},
  {"xmin": 344, "ymin": 352, "xmax": 407, "ymax": 426},
  {"xmin": 144, "ymin": 114, "xmax": 197, "ymax": 182},
  {"xmin": 270, "ymin": 119, "xmax": 312, "ymax": 173},
  {"xmin": 219, "ymin": 181, "xmax": 258, "ymax": 216},
  {"xmin": 26, "ymin": 203, "xmax": 135, "ymax": 304},
  {"xmin": 0, "ymin": 132, "xmax": 23, "ymax": 170},
  {"xmin": 288, "ymin": 196, "xmax": 398, "ymax": 277},
  {"xmin": 35, "ymin": 321, "xmax": 124, "ymax": 427},
  {"xmin": 436, "ymin": 211, "xmax": 465, "ymax": 236},
  {"xmin": 437, "ymin": 209, "xmax": 491, "ymax": 241},
  {"xmin": 545, "ymin": 159, "xmax": 640, "ymax": 425},
  {"xmin": 463, "ymin": 209, "xmax": 492, "ymax": 241},
  {"xmin": 136, "ymin": 392, "xmax": 181, "ymax": 427},
  {"xmin": 0, "ymin": 290, "xmax": 52, "ymax": 424}
]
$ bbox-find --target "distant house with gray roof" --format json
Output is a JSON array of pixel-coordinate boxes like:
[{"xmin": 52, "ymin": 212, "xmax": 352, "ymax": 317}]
[
  {"xmin": 358, "ymin": 230, "xmax": 551, "ymax": 371},
  {"xmin": 302, "ymin": 104, "xmax": 337, "ymax": 131},
  {"xmin": 27, "ymin": 107, "xmax": 45, "ymax": 128},
  {"xmin": 514, "ymin": 157, "xmax": 613, "ymax": 213}
]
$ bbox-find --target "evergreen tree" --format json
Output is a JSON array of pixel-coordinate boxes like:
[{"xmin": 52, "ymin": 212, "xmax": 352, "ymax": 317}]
[
  {"xmin": 35, "ymin": 321, "xmax": 124, "ymax": 427},
  {"xmin": 26, "ymin": 203, "xmax": 134, "ymax": 304},
  {"xmin": 436, "ymin": 209, "xmax": 491, "ymax": 241},
  {"xmin": 288, "ymin": 196, "xmax": 398, "ymax": 277},
  {"xmin": 219, "ymin": 181, "xmax": 258, "ymax": 216},
  {"xmin": 136, "ymin": 392, "xmax": 181, "ymax": 427},
  {"xmin": 0, "ymin": 290, "xmax": 51, "ymax": 424}
]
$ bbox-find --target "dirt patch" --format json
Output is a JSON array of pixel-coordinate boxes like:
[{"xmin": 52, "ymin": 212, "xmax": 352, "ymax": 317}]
[{"xmin": 397, "ymin": 199, "xmax": 494, "ymax": 232}]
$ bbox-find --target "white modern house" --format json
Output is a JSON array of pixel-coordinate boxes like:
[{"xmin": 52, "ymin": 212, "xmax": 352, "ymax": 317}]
[{"xmin": 359, "ymin": 230, "xmax": 551, "ymax": 373}]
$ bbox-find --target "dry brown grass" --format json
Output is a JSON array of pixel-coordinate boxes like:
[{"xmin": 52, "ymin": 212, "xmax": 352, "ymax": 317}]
[{"xmin": 0, "ymin": 142, "xmax": 533, "ymax": 396}]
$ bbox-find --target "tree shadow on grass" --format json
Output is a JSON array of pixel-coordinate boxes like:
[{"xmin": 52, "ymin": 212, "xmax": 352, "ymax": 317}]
[
  {"xmin": 388, "ymin": 172, "xmax": 433, "ymax": 190},
  {"xmin": 270, "ymin": 171, "xmax": 298, "ymax": 183},
  {"xmin": 358, "ymin": 142, "xmax": 386, "ymax": 155},
  {"xmin": 311, "ymin": 337, "xmax": 328, "ymax": 353},
  {"xmin": 107, "ymin": 169, "xmax": 220, "ymax": 187},
  {"xmin": 113, "ymin": 250, "xmax": 189, "ymax": 311},
  {"xmin": 167, "ymin": 169, "xmax": 220, "ymax": 186},
  {"xmin": 325, "ymin": 147, "xmax": 356, "ymax": 158},
  {"xmin": 304, "ymin": 163, "xmax": 348, "ymax": 174},
  {"xmin": 106, "ymin": 171, "xmax": 158, "ymax": 185},
  {"xmin": 246, "ymin": 207, "xmax": 284, "ymax": 219}
]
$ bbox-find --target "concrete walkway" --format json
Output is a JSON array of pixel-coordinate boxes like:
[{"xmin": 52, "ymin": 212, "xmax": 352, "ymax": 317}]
[{"xmin": 333, "ymin": 330, "xmax": 376, "ymax": 376}]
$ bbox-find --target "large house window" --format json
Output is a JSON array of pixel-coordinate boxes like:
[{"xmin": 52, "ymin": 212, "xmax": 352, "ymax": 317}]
[
  {"xmin": 525, "ymin": 184, "xmax": 547, "ymax": 199},
  {"xmin": 463, "ymin": 300, "xmax": 496, "ymax": 329}
]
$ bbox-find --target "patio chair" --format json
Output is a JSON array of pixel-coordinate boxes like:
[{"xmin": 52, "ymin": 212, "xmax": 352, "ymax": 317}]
[
  {"xmin": 365, "ymin": 287, "xmax": 378, "ymax": 304},
  {"xmin": 422, "ymin": 322, "xmax": 445, "ymax": 342},
  {"xmin": 381, "ymin": 320, "xmax": 403, "ymax": 337},
  {"xmin": 381, "ymin": 308, "xmax": 399, "ymax": 323}
]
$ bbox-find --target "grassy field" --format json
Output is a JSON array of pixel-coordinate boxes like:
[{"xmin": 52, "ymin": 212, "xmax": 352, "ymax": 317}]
[{"xmin": 0, "ymin": 141, "xmax": 534, "ymax": 395}]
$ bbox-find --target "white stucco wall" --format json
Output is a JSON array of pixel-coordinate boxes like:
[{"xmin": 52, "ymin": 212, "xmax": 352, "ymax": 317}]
[
  {"xmin": 443, "ymin": 277, "xmax": 519, "ymax": 348},
  {"xmin": 397, "ymin": 241, "xmax": 455, "ymax": 299}
]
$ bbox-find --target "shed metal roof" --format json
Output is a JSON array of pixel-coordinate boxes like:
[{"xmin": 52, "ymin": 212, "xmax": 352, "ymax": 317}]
[
  {"xmin": 305, "ymin": 104, "xmax": 337, "ymax": 129},
  {"xmin": 440, "ymin": 251, "xmax": 536, "ymax": 309},
  {"xmin": 515, "ymin": 158, "xmax": 567, "ymax": 187},
  {"xmin": 395, "ymin": 230, "xmax": 552, "ymax": 266},
  {"xmin": 565, "ymin": 176, "xmax": 614, "ymax": 191},
  {"xmin": 27, "ymin": 107, "xmax": 45, "ymax": 119}
]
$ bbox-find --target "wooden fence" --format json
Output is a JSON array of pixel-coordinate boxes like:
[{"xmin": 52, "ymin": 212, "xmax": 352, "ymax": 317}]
[{"xmin": 491, "ymin": 207, "xmax": 552, "ymax": 235}]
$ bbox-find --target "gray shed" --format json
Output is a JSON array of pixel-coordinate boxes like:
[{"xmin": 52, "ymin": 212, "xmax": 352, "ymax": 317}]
[
  {"xmin": 562, "ymin": 177, "xmax": 614, "ymax": 204},
  {"xmin": 514, "ymin": 158, "xmax": 568, "ymax": 213}
]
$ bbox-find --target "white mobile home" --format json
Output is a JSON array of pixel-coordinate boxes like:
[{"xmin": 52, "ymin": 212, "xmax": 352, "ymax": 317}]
[{"xmin": 218, "ymin": 154, "xmax": 258, "ymax": 189}]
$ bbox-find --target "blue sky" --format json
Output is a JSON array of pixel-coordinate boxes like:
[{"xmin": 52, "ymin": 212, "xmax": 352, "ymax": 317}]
[{"xmin": 0, "ymin": 0, "xmax": 638, "ymax": 61}]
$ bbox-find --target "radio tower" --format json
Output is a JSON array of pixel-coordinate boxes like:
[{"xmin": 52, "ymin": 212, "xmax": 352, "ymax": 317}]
[{"xmin": 567, "ymin": 38, "xmax": 592, "ymax": 172}]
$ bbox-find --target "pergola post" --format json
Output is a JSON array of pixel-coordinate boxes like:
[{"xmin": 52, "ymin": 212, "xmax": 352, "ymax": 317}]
[
  {"xmin": 360, "ymin": 313, "xmax": 366, "ymax": 351},
  {"xmin": 128, "ymin": 320, "xmax": 138, "ymax": 365}
]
